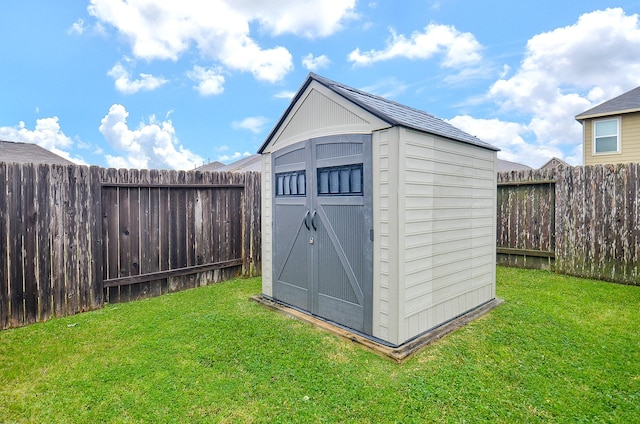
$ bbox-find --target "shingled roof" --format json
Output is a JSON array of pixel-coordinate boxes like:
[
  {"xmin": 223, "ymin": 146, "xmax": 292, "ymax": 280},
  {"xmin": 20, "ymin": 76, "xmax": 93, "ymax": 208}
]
[
  {"xmin": 194, "ymin": 160, "xmax": 225, "ymax": 172},
  {"xmin": 576, "ymin": 85, "xmax": 640, "ymax": 120},
  {"xmin": 0, "ymin": 140, "xmax": 74, "ymax": 166},
  {"xmin": 495, "ymin": 158, "xmax": 532, "ymax": 173},
  {"xmin": 215, "ymin": 154, "xmax": 262, "ymax": 173},
  {"xmin": 195, "ymin": 155, "xmax": 261, "ymax": 173},
  {"xmin": 259, "ymin": 73, "xmax": 498, "ymax": 153}
]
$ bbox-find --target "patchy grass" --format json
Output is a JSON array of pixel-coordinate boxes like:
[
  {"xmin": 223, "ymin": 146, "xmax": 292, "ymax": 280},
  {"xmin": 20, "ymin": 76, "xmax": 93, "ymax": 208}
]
[{"xmin": 1, "ymin": 267, "xmax": 639, "ymax": 422}]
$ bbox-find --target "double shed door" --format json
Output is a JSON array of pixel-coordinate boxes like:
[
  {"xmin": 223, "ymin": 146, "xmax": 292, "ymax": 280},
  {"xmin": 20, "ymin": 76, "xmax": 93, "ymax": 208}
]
[{"xmin": 272, "ymin": 135, "xmax": 373, "ymax": 334}]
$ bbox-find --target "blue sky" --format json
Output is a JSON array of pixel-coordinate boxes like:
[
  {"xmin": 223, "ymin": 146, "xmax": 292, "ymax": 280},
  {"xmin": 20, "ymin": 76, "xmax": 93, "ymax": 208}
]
[{"xmin": 1, "ymin": 1, "xmax": 640, "ymax": 169}]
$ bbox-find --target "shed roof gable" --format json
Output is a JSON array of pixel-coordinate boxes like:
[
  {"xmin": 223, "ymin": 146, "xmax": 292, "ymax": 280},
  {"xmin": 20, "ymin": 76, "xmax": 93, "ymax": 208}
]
[
  {"xmin": 259, "ymin": 79, "xmax": 389, "ymax": 153},
  {"xmin": 275, "ymin": 87, "xmax": 373, "ymax": 143},
  {"xmin": 259, "ymin": 73, "xmax": 498, "ymax": 153}
]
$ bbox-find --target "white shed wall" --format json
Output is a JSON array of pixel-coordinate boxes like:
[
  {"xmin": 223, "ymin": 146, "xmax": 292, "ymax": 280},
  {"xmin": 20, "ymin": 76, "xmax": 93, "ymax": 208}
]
[
  {"xmin": 372, "ymin": 128, "xmax": 496, "ymax": 346},
  {"xmin": 398, "ymin": 128, "xmax": 496, "ymax": 343}
]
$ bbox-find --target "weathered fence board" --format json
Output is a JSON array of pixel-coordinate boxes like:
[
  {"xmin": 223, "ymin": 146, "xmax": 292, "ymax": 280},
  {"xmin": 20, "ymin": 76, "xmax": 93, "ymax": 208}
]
[
  {"xmin": 36, "ymin": 164, "xmax": 51, "ymax": 323},
  {"xmin": 554, "ymin": 163, "xmax": 640, "ymax": 284},
  {"xmin": 1, "ymin": 162, "xmax": 261, "ymax": 330},
  {"xmin": 0, "ymin": 163, "xmax": 7, "ymax": 329},
  {"xmin": 8, "ymin": 164, "xmax": 24, "ymax": 327},
  {"xmin": 0, "ymin": 164, "xmax": 100, "ymax": 328},
  {"xmin": 100, "ymin": 170, "xmax": 256, "ymax": 303},
  {"xmin": 101, "ymin": 181, "xmax": 245, "ymax": 302},
  {"xmin": 496, "ymin": 169, "xmax": 556, "ymax": 270},
  {"xmin": 500, "ymin": 163, "xmax": 640, "ymax": 285}
]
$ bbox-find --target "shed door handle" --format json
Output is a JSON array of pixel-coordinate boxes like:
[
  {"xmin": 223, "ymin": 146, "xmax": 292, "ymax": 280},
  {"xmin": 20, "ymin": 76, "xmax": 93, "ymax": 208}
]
[
  {"xmin": 303, "ymin": 210, "xmax": 310, "ymax": 230},
  {"xmin": 310, "ymin": 209, "xmax": 317, "ymax": 231}
]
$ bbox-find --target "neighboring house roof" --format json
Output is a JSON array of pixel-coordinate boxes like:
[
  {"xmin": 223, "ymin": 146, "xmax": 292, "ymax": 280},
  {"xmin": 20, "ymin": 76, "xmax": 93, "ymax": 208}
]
[
  {"xmin": 496, "ymin": 158, "xmax": 532, "ymax": 173},
  {"xmin": 215, "ymin": 155, "xmax": 262, "ymax": 173},
  {"xmin": 258, "ymin": 73, "xmax": 499, "ymax": 153},
  {"xmin": 0, "ymin": 140, "xmax": 74, "ymax": 166},
  {"xmin": 539, "ymin": 157, "xmax": 571, "ymax": 170},
  {"xmin": 195, "ymin": 161, "xmax": 225, "ymax": 172},
  {"xmin": 575, "ymin": 85, "xmax": 640, "ymax": 120}
]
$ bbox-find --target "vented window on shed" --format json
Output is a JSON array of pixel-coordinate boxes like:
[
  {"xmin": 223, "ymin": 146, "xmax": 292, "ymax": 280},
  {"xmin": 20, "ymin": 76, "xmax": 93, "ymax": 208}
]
[
  {"xmin": 275, "ymin": 171, "xmax": 306, "ymax": 196},
  {"xmin": 317, "ymin": 164, "xmax": 363, "ymax": 196}
]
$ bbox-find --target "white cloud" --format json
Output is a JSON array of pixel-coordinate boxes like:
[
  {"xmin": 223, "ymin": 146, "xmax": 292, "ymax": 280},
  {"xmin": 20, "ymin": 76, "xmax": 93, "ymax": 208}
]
[
  {"xmin": 348, "ymin": 23, "xmax": 483, "ymax": 67},
  {"xmin": 214, "ymin": 36, "xmax": 293, "ymax": 83},
  {"xmin": 187, "ymin": 65, "xmax": 225, "ymax": 96},
  {"xmin": 302, "ymin": 53, "xmax": 331, "ymax": 71},
  {"xmin": 107, "ymin": 61, "xmax": 168, "ymax": 94},
  {"xmin": 447, "ymin": 115, "xmax": 564, "ymax": 167},
  {"xmin": 99, "ymin": 104, "xmax": 203, "ymax": 170},
  {"xmin": 360, "ymin": 77, "xmax": 408, "ymax": 99},
  {"xmin": 0, "ymin": 118, "xmax": 86, "ymax": 164},
  {"xmin": 87, "ymin": 0, "xmax": 356, "ymax": 82},
  {"xmin": 499, "ymin": 64, "xmax": 510, "ymax": 79},
  {"xmin": 217, "ymin": 151, "xmax": 252, "ymax": 163},
  {"xmin": 232, "ymin": 0, "xmax": 357, "ymax": 38},
  {"xmin": 449, "ymin": 8, "xmax": 640, "ymax": 168},
  {"xmin": 232, "ymin": 116, "xmax": 270, "ymax": 134},
  {"xmin": 68, "ymin": 19, "xmax": 86, "ymax": 35},
  {"xmin": 488, "ymin": 8, "xmax": 640, "ymax": 150},
  {"xmin": 274, "ymin": 90, "xmax": 296, "ymax": 99}
]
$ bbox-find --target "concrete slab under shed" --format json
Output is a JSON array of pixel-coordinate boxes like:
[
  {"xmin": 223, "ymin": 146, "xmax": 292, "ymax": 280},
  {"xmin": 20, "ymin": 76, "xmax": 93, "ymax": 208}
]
[{"xmin": 251, "ymin": 295, "xmax": 503, "ymax": 363}]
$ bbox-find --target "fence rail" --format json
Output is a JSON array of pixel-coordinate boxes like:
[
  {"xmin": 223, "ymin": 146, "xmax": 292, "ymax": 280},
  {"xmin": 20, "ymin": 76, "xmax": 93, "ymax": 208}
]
[
  {"xmin": 0, "ymin": 162, "xmax": 261, "ymax": 330},
  {"xmin": 497, "ymin": 163, "xmax": 640, "ymax": 285}
]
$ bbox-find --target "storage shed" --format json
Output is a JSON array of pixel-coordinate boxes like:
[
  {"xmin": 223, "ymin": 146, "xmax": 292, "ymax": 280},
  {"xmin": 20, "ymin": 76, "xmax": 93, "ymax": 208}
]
[{"xmin": 258, "ymin": 73, "xmax": 498, "ymax": 347}]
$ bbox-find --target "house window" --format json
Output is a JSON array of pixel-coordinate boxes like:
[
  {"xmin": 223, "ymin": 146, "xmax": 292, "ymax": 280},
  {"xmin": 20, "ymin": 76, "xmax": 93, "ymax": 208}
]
[
  {"xmin": 317, "ymin": 164, "xmax": 363, "ymax": 196},
  {"xmin": 275, "ymin": 171, "xmax": 306, "ymax": 196},
  {"xmin": 593, "ymin": 118, "xmax": 620, "ymax": 154}
]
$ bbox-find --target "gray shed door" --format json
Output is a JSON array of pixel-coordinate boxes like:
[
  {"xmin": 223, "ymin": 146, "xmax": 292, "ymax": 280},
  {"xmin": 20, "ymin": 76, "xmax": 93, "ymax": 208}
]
[{"xmin": 272, "ymin": 135, "xmax": 373, "ymax": 334}]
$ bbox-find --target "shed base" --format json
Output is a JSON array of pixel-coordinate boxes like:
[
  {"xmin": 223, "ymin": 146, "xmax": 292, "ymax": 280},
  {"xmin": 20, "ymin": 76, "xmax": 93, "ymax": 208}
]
[{"xmin": 250, "ymin": 295, "xmax": 503, "ymax": 363}]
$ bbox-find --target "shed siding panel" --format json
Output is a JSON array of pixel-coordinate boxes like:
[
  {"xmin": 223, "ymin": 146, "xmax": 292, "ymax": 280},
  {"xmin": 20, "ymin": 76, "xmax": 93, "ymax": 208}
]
[
  {"xmin": 372, "ymin": 128, "xmax": 399, "ymax": 343},
  {"xmin": 261, "ymin": 155, "xmax": 273, "ymax": 296},
  {"xmin": 400, "ymin": 129, "xmax": 496, "ymax": 341}
]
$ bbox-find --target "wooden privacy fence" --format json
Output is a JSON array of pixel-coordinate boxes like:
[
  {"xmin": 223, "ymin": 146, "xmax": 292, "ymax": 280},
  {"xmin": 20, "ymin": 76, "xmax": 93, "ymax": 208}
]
[
  {"xmin": 497, "ymin": 169, "xmax": 556, "ymax": 270},
  {"xmin": 497, "ymin": 163, "xmax": 640, "ymax": 285},
  {"xmin": 0, "ymin": 162, "xmax": 261, "ymax": 330}
]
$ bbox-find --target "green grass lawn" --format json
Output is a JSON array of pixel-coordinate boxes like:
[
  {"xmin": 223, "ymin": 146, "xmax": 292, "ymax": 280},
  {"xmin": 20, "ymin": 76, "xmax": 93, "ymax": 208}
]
[{"xmin": 1, "ymin": 267, "xmax": 639, "ymax": 423}]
